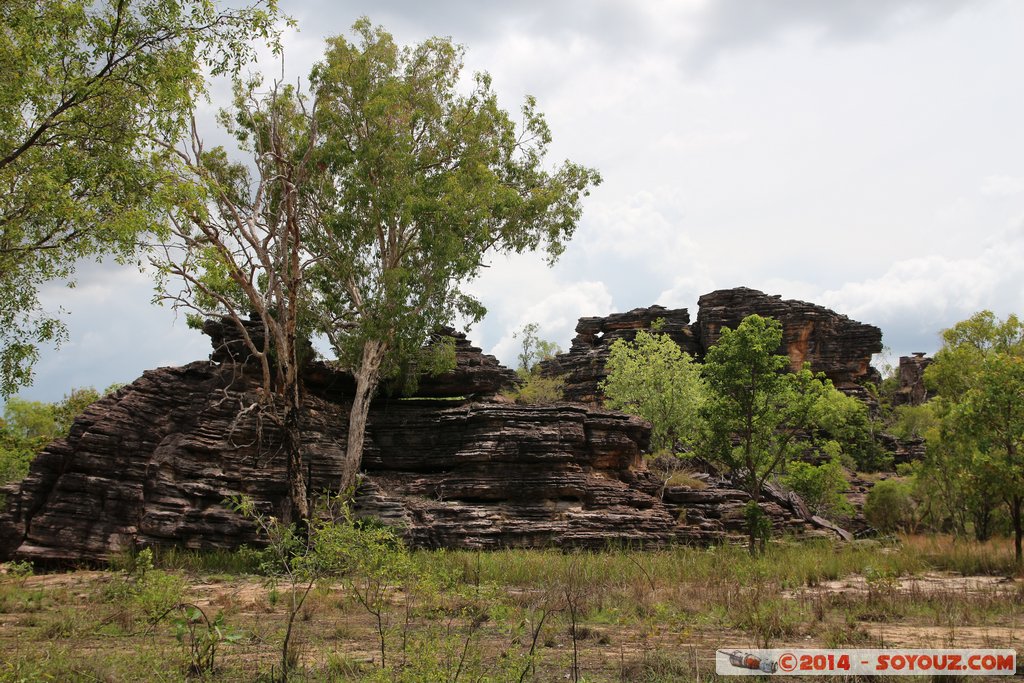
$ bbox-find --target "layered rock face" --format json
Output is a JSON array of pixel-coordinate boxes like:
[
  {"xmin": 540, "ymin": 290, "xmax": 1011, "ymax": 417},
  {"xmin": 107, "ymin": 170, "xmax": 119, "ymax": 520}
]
[
  {"xmin": 695, "ymin": 287, "xmax": 883, "ymax": 396},
  {"xmin": 541, "ymin": 287, "xmax": 883, "ymax": 404},
  {"xmin": 539, "ymin": 306, "xmax": 698, "ymax": 403},
  {"xmin": 0, "ymin": 357, "xmax": 677, "ymax": 562},
  {"xmin": 0, "ymin": 316, "xmax": 849, "ymax": 563},
  {"xmin": 645, "ymin": 458, "xmax": 852, "ymax": 545}
]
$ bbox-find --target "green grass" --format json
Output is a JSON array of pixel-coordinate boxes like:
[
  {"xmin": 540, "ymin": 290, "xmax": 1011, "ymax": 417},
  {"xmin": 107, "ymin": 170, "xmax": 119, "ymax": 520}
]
[{"xmin": 415, "ymin": 538, "xmax": 929, "ymax": 592}]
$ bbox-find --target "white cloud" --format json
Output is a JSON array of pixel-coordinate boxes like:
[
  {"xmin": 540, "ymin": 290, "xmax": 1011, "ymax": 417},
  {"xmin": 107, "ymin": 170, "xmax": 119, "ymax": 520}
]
[
  {"xmin": 980, "ymin": 175, "xmax": 1024, "ymax": 197},
  {"xmin": 487, "ymin": 281, "xmax": 614, "ymax": 365},
  {"xmin": 20, "ymin": 262, "xmax": 209, "ymax": 402},
  {"xmin": 15, "ymin": 0, "xmax": 1024, "ymax": 401},
  {"xmin": 818, "ymin": 224, "xmax": 1024, "ymax": 353}
]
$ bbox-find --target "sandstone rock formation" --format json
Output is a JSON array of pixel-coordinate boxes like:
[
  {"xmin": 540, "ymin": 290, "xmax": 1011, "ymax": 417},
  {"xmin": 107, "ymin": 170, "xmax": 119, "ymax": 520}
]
[
  {"xmin": 891, "ymin": 352, "xmax": 933, "ymax": 407},
  {"xmin": 541, "ymin": 287, "xmax": 883, "ymax": 404},
  {"xmin": 694, "ymin": 287, "xmax": 883, "ymax": 397},
  {"xmin": 644, "ymin": 458, "xmax": 853, "ymax": 544},
  {"xmin": 0, "ymin": 319, "xmax": 847, "ymax": 563},
  {"xmin": 0, "ymin": 356, "xmax": 677, "ymax": 562}
]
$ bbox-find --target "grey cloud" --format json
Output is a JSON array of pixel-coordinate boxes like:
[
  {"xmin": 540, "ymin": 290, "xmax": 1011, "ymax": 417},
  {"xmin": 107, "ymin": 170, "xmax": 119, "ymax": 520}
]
[
  {"xmin": 686, "ymin": 0, "xmax": 984, "ymax": 69},
  {"xmin": 295, "ymin": 1, "xmax": 987, "ymax": 75},
  {"xmin": 293, "ymin": 0, "xmax": 652, "ymax": 48},
  {"xmin": 18, "ymin": 260, "xmax": 209, "ymax": 404}
]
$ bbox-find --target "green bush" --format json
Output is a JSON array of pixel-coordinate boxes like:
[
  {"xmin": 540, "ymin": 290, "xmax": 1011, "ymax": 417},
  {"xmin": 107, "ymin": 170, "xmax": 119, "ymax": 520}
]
[
  {"xmin": 509, "ymin": 371, "xmax": 564, "ymax": 404},
  {"xmin": 889, "ymin": 403, "xmax": 938, "ymax": 441},
  {"xmin": 0, "ymin": 387, "xmax": 108, "ymax": 485},
  {"xmin": 864, "ymin": 479, "xmax": 917, "ymax": 532},
  {"xmin": 601, "ymin": 327, "xmax": 705, "ymax": 452},
  {"xmin": 782, "ymin": 454, "xmax": 853, "ymax": 518}
]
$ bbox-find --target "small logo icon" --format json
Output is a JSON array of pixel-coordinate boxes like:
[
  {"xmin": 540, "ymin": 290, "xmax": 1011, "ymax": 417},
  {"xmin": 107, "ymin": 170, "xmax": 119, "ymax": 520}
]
[{"xmin": 726, "ymin": 650, "xmax": 778, "ymax": 674}]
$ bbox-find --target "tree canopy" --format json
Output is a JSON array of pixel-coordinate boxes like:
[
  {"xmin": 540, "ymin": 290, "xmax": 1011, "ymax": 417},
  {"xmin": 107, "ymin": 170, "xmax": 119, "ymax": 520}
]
[
  {"xmin": 0, "ymin": 386, "xmax": 109, "ymax": 484},
  {"xmin": 924, "ymin": 311, "xmax": 1024, "ymax": 561},
  {"xmin": 700, "ymin": 314, "xmax": 850, "ymax": 553},
  {"xmin": 0, "ymin": 0, "xmax": 283, "ymax": 396},
  {"xmin": 601, "ymin": 328, "xmax": 705, "ymax": 453},
  {"xmin": 306, "ymin": 20, "xmax": 601, "ymax": 492}
]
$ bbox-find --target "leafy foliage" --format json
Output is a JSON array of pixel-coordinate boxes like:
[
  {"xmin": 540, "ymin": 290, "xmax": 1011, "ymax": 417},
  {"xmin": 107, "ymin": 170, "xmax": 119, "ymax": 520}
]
[
  {"xmin": 0, "ymin": 386, "xmax": 108, "ymax": 484},
  {"xmin": 889, "ymin": 403, "xmax": 939, "ymax": 441},
  {"xmin": 305, "ymin": 20, "xmax": 601, "ymax": 491},
  {"xmin": 601, "ymin": 328, "xmax": 705, "ymax": 453},
  {"xmin": 0, "ymin": 0, "xmax": 284, "ymax": 396},
  {"xmin": 699, "ymin": 315, "xmax": 854, "ymax": 552},
  {"xmin": 514, "ymin": 323, "xmax": 562, "ymax": 374},
  {"xmin": 922, "ymin": 310, "xmax": 1024, "ymax": 560},
  {"xmin": 228, "ymin": 493, "xmax": 411, "ymax": 679},
  {"xmin": 782, "ymin": 455, "xmax": 853, "ymax": 518},
  {"xmin": 508, "ymin": 322, "xmax": 564, "ymax": 404},
  {"xmin": 864, "ymin": 479, "xmax": 917, "ymax": 533},
  {"xmin": 172, "ymin": 604, "xmax": 243, "ymax": 676},
  {"xmin": 511, "ymin": 374, "xmax": 565, "ymax": 405}
]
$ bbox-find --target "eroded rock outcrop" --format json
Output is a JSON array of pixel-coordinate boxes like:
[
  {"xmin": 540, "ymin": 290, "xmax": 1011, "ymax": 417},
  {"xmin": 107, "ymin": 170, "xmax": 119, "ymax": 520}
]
[
  {"xmin": 540, "ymin": 288, "xmax": 883, "ymax": 405},
  {"xmin": 0, "ymin": 315, "xmax": 849, "ymax": 562},
  {"xmin": 891, "ymin": 353, "xmax": 933, "ymax": 407},
  {"xmin": 0, "ymin": 356, "xmax": 677, "ymax": 562},
  {"xmin": 640, "ymin": 456, "xmax": 853, "ymax": 544},
  {"xmin": 539, "ymin": 306, "xmax": 698, "ymax": 403},
  {"xmin": 209, "ymin": 319, "xmax": 521, "ymax": 403},
  {"xmin": 695, "ymin": 287, "xmax": 883, "ymax": 397}
]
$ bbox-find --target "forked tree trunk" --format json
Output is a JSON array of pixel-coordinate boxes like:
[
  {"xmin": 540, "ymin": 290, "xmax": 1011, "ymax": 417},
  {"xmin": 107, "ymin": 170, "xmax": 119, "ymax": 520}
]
[{"xmin": 340, "ymin": 340, "xmax": 387, "ymax": 494}]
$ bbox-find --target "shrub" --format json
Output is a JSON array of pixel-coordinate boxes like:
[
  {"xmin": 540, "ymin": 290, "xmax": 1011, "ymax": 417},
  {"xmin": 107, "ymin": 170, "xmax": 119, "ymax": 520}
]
[
  {"xmin": 864, "ymin": 479, "xmax": 917, "ymax": 532},
  {"xmin": 890, "ymin": 403, "xmax": 938, "ymax": 441},
  {"xmin": 782, "ymin": 454, "xmax": 853, "ymax": 518},
  {"xmin": 510, "ymin": 371, "xmax": 564, "ymax": 404}
]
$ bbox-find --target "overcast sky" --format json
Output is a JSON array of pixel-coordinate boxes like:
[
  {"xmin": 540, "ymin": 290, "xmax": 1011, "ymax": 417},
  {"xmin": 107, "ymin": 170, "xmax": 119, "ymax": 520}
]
[{"xmin": 19, "ymin": 0, "xmax": 1024, "ymax": 402}]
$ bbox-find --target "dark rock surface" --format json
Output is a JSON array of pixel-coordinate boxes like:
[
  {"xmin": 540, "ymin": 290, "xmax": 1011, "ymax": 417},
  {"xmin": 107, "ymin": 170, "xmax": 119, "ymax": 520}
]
[
  {"xmin": 0, "ymin": 318, "xmax": 849, "ymax": 562},
  {"xmin": 0, "ymin": 358, "xmax": 679, "ymax": 562},
  {"xmin": 410, "ymin": 328, "xmax": 522, "ymax": 399},
  {"xmin": 642, "ymin": 457, "xmax": 852, "ymax": 545},
  {"xmin": 892, "ymin": 353, "xmax": 933, "ymax": 407},
  {"xmin": 539, "ymin": 306, "xmax": 698, "ymax": 404},
  {"xmin": 540, "ymin": 288, "xmax": 883, "ymax": 406},
  {"xmin": 695, "ymin": 287, "xmax": 883, "ymax": 396},
  {"xmin": 206, "ymin": 319, "xmax": 519, "ymax": 402}
]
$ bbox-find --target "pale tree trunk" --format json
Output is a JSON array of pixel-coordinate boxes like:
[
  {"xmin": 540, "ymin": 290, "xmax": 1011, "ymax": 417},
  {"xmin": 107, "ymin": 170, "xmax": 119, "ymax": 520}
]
[{"xmin": 340, "ymin": 339, "xmax": 387, "ymax": 494}]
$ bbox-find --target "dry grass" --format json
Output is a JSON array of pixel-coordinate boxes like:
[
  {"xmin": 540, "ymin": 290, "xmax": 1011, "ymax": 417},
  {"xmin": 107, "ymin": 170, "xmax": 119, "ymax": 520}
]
[
  {"xmin": 0, "ymin": 536, "xmax": 1021, "ymax": 681},
  {"xmin": 664, "ymin": 469, "xmax": 708, "ymax": 489}
]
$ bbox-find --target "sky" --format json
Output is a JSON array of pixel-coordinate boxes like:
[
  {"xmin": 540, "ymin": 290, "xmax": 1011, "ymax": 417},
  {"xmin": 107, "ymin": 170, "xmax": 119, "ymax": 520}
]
[{"xmin": 18, "ymin": 0, "xmax": 1024, "ymax": 402}]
